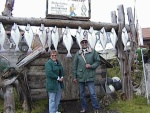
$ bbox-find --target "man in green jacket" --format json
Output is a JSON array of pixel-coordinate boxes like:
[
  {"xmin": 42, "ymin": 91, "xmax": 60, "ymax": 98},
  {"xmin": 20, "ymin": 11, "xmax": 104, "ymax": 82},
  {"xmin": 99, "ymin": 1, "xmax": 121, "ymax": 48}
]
[
  {"xmin": 45, "ymin": 50, "xmax": 64, "ymax": 113},
  {"xmin": 72, "ymin": 37, "xmax": 101, "ymax": 113}
]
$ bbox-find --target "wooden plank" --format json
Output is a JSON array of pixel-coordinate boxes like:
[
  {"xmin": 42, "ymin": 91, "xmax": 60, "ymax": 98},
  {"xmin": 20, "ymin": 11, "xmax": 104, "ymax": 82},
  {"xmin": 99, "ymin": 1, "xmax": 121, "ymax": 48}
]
[
  {"xmin": 0, "ymin": 15, "xmax": 130, "ymax": 32},
  {"xmin": 30, "ymin": 89, "xmax": 47, "ymax": 100},
  {"xmin": 3, "ymin": 86, "xmax": 15, "ymax": 113},
  {"xmin": 16, "ymin": 46, "xmax": 46, "ymax": 67},
  {"xmin": 111, "ymin": 11, "xmax": 117, "ymax": 23},
  {"xmin": 46, "ymin": 14, "xmax": 90, "ymax": 21},
  {"xmin": 126, "ymin": 7, "xmax": 137, "ymax": 99}
]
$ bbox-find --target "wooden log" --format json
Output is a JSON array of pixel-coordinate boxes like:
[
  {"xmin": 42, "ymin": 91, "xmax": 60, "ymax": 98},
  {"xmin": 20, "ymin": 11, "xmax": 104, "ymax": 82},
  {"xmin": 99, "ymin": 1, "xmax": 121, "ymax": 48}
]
[
  {"xmin": 28, "ymin": 82, "xmax": 45, "ymax": 89},
  {"xmin": 29, "ymin": 58, "xmax": 48, "ymax": 66},
  {"xmin": 30, "ymin": 89, "xmax": 47, "ymax": 100},
  {"xmin": 111, "ymin": 11, "xmax": 117, "ymax": 23},
  {"xmin": 29, "ymin": 66, "xmax": 44, "ymax": 71},
  {"xmin": 2, "ymin": 0, "xmax": 14, "ymax": 16},
  {"xmin": 3, "ymin": 85, "xmax": 15, "ymax": 113},
  {"xmin": 27, "ymin": 74, "xmax": 45, "ymax": 82},
  {"xmin": 16, "ymin": 46, "xmax": 46, "ymax": 67},
  {"xmin": 17, "ymin": 73, "xmax": 32, "ymax": 112},
  {"xmin": 117, "ymin": 4, "xmax": 126, "ymax": 95},
  {"xmin": 126, "ymin": 7, "xmax": 137, "ymax": 99},
  {"xmin": 0, "ymin": 15, "xmax": 130, "ymax": 32},
  {"xmin": 127, "ymin": 7, "xmax": 137, "ymax": 45},
  {"xmin": 0, "ymin": 89, "xmax": 4, "ymax": 99}
]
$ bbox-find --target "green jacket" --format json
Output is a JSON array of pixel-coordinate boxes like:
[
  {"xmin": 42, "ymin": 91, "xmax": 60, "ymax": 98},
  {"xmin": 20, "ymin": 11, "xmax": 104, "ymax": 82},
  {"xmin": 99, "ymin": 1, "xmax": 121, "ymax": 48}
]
[
  {"xmin": 72, "ymin": 47, "xmax": 100, "ymax": 82},
  {"xmin": 45, "ymin": 59, "xmax": 65, "ymax": 92}
]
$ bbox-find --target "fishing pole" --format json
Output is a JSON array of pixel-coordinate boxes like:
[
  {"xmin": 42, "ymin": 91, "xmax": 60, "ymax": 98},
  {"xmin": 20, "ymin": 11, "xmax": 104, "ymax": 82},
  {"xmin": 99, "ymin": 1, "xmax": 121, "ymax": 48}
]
[
  {"xmin": 134, "ymin": 0, "xmax": 149, "ymax": 104},
  {"xmin": 141, "ymin": 48, "xmax": 149, "ymax": 104}
]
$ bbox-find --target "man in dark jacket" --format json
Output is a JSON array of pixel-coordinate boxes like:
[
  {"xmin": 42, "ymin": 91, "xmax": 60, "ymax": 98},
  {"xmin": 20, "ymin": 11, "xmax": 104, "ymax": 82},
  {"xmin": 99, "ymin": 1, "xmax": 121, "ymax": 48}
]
[
  {"xmin": 45, "ymin": 50, "xmax": 64, "ymax": 113},
  {"xmin": 72, "ymin": 37, "xmax": 101, "ymax": 113}
]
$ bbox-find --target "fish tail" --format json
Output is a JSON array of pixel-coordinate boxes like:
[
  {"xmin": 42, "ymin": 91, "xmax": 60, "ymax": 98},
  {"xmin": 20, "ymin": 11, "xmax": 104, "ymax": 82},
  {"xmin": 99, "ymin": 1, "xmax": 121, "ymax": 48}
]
[
  {"xmin": 124, "ymin": 46, "xmax": 127, "ymax": 51},
  {"xmin": 0, "ymin": 47, "xmax": 5, "ymax": 52},
  {"xmin": 66, "ymin": 52, "xmax": 72, "ymax": 58},
  {"xmin": 55, "ymin": 48, "xmax": 57, "ymax": 51},
  {"xmin": 28, "ymin": 48, "xmax": 32, "ymax": 52},
  {"xmin": 48, "ymin": 48, "xmax": 51, "ymax": 52},
  {"xmin": 15, "ymin": 46, "xmax": 20, "ymax": 51},
  {"xmin": 112, "ymin": 48, "xmax": 116, "ymax": 51},
  {"xmin": 102, "ymin": 50, "xmax": 106, "ymax": 54}
]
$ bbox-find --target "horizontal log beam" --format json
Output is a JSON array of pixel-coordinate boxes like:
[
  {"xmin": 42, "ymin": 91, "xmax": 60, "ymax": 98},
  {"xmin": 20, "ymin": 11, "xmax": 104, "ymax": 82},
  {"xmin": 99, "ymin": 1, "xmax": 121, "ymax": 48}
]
[{"xmin": 0, "ymin": 16, "xmax": 130, "ymax": 31}]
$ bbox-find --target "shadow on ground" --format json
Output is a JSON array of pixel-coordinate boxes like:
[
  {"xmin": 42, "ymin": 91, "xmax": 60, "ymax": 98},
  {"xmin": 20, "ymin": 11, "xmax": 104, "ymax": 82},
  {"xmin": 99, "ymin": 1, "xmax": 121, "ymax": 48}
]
[{"xmin": 43, "ymin": 99, "xmax": 119, "ymax": 113}]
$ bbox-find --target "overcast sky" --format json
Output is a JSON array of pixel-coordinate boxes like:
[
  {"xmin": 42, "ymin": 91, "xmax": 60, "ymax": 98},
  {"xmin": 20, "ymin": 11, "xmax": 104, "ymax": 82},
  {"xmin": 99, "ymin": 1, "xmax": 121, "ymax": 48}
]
[{"xmin": 0, "ymin": 0, "xmax": 149, "ymax": 29}]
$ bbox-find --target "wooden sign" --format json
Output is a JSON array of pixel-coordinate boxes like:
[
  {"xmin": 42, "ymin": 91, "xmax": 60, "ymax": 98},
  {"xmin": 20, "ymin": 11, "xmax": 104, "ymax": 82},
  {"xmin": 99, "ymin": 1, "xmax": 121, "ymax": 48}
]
[{"xmin": 46, "ymin": 0, "xmax": 91, "ymax": 20}]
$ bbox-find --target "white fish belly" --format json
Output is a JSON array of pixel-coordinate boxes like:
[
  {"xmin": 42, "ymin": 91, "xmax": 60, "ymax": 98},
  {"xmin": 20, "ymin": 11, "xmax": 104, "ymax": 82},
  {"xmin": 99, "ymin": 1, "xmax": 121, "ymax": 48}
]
[{"xmin": 52, "ymin": 33, "xmax": 59, "ymax": 51}]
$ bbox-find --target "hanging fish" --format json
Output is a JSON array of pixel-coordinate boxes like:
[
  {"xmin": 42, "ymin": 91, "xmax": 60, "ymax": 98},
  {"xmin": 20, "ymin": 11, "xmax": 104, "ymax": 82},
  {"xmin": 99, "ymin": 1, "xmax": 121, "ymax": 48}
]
[
  {"xmin": 121, "ymin": 27, "xmax": 129, "ymax": 51},
  {"xmin": 95, "ymin": 37, "xmax": 103, "ymax": 52},
  {"xmin": 46, "ymin": 27, "xmax": 52, "ymax": 52},
  {"xmin": 76, "ymin": 26, "xmax": 84, "ymax": 49},
  {"xmin": 0, "ymin": 22, "xmax": 7, "ymax": 52},
  {"xmin": 10, "ymin": 23, "xmax": 21, "ymax": 51},
  {"xmin": 110, "ymin": 28, "xmax": 118, "ymax": 50},
  {"xmin": 38, "ymin": 24, "xmax": 47, "ymax": 49},
  {"xmin": 99, "ymin": 27, "xmax": 108, "ymax": 53},
  {"xmin": 24, "ymin": 24, "xmax": 34, "ymax": 52},
  {"xmin": 87, "ymin": 26, "xmax": 97, "ymax": 49},
  {"xmin": 62, "ymin": 27, "xmax": 73, "ymax": 57},
  {"xmin": 51, "ymin": 26, "xmax": 60, "ymax": 51}
]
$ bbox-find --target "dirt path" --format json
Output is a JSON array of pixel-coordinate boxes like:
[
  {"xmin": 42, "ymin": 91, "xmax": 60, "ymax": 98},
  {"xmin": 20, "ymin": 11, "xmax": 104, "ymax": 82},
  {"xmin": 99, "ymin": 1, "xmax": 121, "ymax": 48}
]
[{"xmin": 43, "ymin": 100, "xmax": 119, "ymax": 113}]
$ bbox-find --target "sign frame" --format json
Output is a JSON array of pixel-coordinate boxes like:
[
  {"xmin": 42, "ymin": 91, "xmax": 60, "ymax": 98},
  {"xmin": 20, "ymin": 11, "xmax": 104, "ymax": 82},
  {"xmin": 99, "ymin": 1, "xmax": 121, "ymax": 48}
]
[{"xmin": 46, "ymin": 0, "xmax": 91, "ymax": 20}]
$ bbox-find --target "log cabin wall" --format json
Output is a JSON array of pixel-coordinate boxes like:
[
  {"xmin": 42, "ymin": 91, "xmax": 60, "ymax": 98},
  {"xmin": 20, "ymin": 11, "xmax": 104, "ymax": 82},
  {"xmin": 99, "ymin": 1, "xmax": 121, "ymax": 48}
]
[
  {"xmin": 0, "ymin": 31, "xmax": 108, "ymax": 101},
  {"xmin": 23, "ymin": 42, "xmax": 105, "ymax": 101}
]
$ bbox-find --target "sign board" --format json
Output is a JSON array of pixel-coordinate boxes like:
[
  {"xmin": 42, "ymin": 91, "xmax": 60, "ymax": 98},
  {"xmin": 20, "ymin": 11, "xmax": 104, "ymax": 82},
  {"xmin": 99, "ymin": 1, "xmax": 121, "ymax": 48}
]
[{"xmin": 46, "ymin": 0, "xmax": 91, "ymax": 20}]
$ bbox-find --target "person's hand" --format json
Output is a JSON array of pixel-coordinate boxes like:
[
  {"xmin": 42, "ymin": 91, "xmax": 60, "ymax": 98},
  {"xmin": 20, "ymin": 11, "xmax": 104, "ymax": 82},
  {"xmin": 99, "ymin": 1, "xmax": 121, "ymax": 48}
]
[
  {"xmin": 85, "ymin": 64, "xmax": 91, "ymax": 68},
  {"xmin": 73, "ymin": 78, "xmax": 77, "ymax": 83},
  {"xmin": 58, "ymin": 78, "xmax": 63, "ymax": 82}
]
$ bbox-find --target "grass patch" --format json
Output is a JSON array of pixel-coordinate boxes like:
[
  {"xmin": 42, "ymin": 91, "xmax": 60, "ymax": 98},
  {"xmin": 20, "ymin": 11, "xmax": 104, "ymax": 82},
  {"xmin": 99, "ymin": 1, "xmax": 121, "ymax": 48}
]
[
  {"xmin": 0, "ymin": 91, "xmax": 48, "ymax": 113},
  {"xmin": 0, "ymin": 98, "xmax": 3, "ymax": 112},
  {"xmin": 31, "ymin": 99, "xmax": 48, "ymax": 113},
  {"xmin": 109, "ymin": 95, "xmax": 150, "ymax": 113},
  {"xmin": 1, "ymin": 93, "xmax": 150, "ymax": 113}
]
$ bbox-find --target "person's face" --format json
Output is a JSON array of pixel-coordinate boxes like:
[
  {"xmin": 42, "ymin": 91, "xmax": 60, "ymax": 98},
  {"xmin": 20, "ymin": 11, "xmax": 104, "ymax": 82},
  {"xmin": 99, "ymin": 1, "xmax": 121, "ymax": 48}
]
[
  {"xmin": 80, "ymin": 40, "xmax": 88, "ymax": 49},
  {"xmin": 50, "ymin": 53, "xmax": 57, "ymax": 61}
]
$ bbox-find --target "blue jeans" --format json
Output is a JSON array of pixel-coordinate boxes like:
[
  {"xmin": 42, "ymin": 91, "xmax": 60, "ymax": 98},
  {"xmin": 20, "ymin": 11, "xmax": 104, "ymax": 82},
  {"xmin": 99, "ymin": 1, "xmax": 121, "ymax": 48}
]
[
  {"xmin": 79, "ymin": 81, "xmax": 100, "ymax": 110},
  {"xmin": 48, "ymin": 84, "xmax": 61, "ymax": 113}
]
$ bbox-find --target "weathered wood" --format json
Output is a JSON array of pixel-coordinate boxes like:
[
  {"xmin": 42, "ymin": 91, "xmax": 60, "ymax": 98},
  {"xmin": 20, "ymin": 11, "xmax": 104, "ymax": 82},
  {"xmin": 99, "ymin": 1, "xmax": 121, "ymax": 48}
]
[
  {"xmin": 3, "ymin": 85, "xmax": 15, "ymax": 113},
  {"xmin": 30, "ymin": 89, "xmax": 47, "ymax": 100},
  {"xmin": 28, "ymin": 71, "xmax": 45, "ymax": 76},
  {"xmin": 29, "ymin": 58, "xmax": 48, "ymax": 66},
  {"xmin": 29, "ymin": 66, "xmax": 44, "ymax": 71},
  {"xmin": 46, "ymin": 14, "xmax": 90, "ymax": 21},
  {"xmin": 16, "ymin": 46, "xmax": 46, "ymax": 67},
  {"xmin": 126, "ymin": 7, "xmax": 138, "ymax": 99},
  {"xmin": 139, "ymin": 63, "xmax": 150, "ymax": 96},
  {"xmin": 17, "ymin": 73, "xmax": 32, "ymax": 112},
  {"xmin": 2, "ymin": 0, "xmax": 15, "ymax": 16},
  {"xmin": 117, "ymin": 5, "xmax": 126, "ymax": 97},
  {"xmin": 0, "ymin": 15, "xmax": 130, "ymax": 32},
  {"xmin": 28, "ymin": 82, "xmax": 45, "ymax": 89},
  {"xmin": 111, "ymin": 11, "xmax": 117, "ymax": 23},
  {"xmin": 127, "ymin": 7, "xmax": 137, "ymax": 44}
]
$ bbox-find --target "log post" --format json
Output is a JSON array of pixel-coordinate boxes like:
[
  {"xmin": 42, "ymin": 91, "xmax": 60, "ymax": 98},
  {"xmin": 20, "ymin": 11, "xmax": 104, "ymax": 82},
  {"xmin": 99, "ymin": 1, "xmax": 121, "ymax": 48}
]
[
  {"xmin": 3, "ymin": 85, "xmax": 15, "ymax": 113},
  {"xmin": 0, "ymin": 15, "xmax": 131, "ymax": 32},
  {"xmin": 111, "ymin": 11, "xmax": 117, "ymax": 23},
  {"xmin": 111, "ymin": 10, "xmax": 117, "ymax": 56},
  {"xmin": 117, "ymin": 5, "xmax": 127, "ymax": 98},
  {"xmin": 126, "ymin": 7, "xmax": 138, "ymax": 99},
  {"xmin": 2, "ymin": 0, "xmax": 15, "ymax": 16},
  {"xmin": 17, "ymin": 72, "xmax": 32, "ymax": 112}
]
